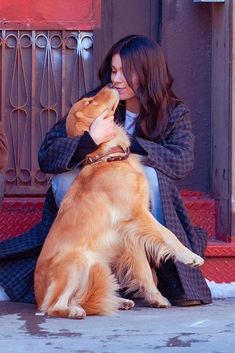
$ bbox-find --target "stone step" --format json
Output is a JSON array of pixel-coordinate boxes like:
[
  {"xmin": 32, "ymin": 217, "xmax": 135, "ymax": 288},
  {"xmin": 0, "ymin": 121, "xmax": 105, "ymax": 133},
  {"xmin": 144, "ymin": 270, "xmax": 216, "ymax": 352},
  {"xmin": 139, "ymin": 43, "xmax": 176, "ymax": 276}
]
[
  {"xmin": 181, "ymin": 190, "xmax": 216, "ymax": 240},
  {"xmin": 0, "ymin": 194, "xmax": 234, "ymax": 283},
  {"xmin": 0, "ymin": 192, "xmax": 216, "ymax": 240},
  {"xmin": 202, "ymin": 241, "xmax": 235, "ymax": 283},
  {"xmin": 0, "ymin": 198, "xmax": 44, "ymax": 241}
]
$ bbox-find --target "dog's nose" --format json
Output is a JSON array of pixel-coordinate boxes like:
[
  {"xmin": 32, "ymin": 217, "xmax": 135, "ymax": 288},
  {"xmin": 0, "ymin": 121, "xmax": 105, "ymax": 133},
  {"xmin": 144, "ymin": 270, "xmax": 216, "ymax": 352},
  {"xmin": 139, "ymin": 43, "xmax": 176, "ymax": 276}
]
[{"xmin": 106, "ymin": 83, "xmax": 113, "ymax": 88}]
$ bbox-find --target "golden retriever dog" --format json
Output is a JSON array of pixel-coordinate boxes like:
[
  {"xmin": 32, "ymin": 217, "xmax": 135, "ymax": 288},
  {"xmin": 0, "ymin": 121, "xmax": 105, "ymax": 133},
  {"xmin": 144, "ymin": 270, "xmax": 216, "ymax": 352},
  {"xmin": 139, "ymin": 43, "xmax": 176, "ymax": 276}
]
[{"xmin": 34, "ymin": 85, "xmax": 204, "ymax": 319}]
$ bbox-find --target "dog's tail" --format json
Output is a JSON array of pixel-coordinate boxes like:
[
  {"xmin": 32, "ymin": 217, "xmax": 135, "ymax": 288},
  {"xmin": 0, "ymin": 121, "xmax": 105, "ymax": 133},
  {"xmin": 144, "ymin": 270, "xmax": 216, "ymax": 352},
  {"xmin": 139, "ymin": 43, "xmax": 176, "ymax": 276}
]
[{"xmin": 79, "ymin": 263, "xmax": 120, "ymax": 315}]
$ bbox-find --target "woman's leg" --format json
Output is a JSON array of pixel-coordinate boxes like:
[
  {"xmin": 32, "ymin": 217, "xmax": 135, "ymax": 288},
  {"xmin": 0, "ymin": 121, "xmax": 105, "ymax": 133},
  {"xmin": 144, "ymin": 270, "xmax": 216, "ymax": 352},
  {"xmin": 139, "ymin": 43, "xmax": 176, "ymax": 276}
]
[
  {"xmin": 0, "ymin": 284, "xmax": 10, "ymax": 301},
  {"xmin": 52, "ymin": 166, "xmax": 164, "ymax": 218},
  {"xmin": 51, "ymin": 169, "xmax": 81, "ymax": 208},
  {"xmin": 142, "ymin": 166, "xmax": 165, "ymax": 225}
]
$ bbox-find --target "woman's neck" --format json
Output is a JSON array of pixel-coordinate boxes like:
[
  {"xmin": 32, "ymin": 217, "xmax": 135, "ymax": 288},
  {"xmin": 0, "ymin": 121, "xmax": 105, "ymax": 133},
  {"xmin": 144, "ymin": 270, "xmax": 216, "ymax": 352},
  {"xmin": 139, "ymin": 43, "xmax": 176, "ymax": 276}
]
[{"xmin": 125, "ymin": 96, "xmax": 140, "ymax": 114}]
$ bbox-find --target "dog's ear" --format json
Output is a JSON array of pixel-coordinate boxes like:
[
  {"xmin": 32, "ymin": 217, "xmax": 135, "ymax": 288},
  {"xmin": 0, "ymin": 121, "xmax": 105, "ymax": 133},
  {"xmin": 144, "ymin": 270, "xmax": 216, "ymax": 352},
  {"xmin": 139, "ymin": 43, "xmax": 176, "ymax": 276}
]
[
  {"xmin": 75, "ymin": 111, "xmax": 86, "ymax": 119},
  {"xmin": 66, "ymin": 109, "xmax": 84, "ymax": 137},
  {"xmin": 66, "ymin": 113, "xmax": 76, "ymax": 137}
]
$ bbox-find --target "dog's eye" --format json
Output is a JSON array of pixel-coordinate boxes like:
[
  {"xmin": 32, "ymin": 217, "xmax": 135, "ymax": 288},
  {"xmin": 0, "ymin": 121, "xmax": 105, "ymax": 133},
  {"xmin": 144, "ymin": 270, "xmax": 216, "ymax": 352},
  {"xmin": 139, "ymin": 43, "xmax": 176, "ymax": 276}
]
[{"xmin": 84, "ymin": 99, "xmax": 93, "ymax": 106}]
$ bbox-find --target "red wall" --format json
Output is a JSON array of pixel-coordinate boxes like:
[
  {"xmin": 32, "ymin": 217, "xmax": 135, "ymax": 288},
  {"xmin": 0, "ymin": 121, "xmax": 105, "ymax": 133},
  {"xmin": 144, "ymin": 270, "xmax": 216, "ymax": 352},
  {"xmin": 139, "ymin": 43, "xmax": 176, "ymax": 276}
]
[{"xmin": 0, "ymin": 0, "xmax": 101, "ymax": 29}]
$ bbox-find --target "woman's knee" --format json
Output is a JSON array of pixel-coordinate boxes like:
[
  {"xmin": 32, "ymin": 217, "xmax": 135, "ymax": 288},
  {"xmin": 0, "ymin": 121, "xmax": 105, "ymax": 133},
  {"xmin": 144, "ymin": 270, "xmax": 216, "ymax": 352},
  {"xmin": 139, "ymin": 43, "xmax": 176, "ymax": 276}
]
[
  {"xmin": 51, "ymin": 169, "xmax": 81, "ymax": 208},
  {"xmin": 142, "ymin": 166, "xmax": 165, "ymax": 225}
]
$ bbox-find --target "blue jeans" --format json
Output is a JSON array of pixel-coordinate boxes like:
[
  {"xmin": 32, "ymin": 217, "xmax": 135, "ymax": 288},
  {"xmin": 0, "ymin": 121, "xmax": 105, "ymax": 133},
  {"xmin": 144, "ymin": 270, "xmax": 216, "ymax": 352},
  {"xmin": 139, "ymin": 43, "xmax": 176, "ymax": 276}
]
[{"xmin": 51, "ymin": 165, "xmax": 165, "ymax": 225}]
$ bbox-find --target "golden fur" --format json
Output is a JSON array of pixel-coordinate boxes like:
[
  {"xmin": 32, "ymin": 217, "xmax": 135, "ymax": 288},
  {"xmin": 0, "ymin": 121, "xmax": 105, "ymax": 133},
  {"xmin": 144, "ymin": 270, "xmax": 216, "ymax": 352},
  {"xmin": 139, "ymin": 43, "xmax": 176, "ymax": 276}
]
[{"xmin": 34, "ymin": 86, "xmax": 204, "ymax": 319}]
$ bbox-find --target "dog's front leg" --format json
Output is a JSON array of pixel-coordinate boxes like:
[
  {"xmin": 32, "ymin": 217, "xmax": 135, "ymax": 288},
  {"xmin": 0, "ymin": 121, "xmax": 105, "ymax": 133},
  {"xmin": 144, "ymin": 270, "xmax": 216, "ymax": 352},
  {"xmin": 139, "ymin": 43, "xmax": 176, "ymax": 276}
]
[
  {"xmin": 130, "ymin": 210, "xmax": 204, "ymax": 268},
  {"xmin": 115, "ymin": 242, "xmax": 171, "ymax": 308}
]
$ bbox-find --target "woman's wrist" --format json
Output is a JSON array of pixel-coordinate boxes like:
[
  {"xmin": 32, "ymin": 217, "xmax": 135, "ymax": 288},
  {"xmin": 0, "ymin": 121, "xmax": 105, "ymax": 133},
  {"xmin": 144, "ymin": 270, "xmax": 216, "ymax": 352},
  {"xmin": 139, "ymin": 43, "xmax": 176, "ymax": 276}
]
[{"xmin": 68, "ymin": 132, "xmax": 97, "ymax": 168}]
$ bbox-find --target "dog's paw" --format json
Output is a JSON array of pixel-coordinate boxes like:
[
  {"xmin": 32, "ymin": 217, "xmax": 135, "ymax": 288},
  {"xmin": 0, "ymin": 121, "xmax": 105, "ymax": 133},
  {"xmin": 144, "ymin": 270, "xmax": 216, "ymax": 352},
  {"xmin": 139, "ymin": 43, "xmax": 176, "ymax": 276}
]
[
  {"xmin": 176, "ymin": 248, "xmax": 204, "ymax": 268},
  {"xmin": 146, "ymin": 291, "xmax": 171, "ymax": 308},
  {"xmin": 187, "ymin": 254, "xmax": 204, "ymax": 267},
  {"xmin": 118, "ymin": 298, "xmax": 135, "ymax": 310},
  {"xmin": 68, "ymin": 305, "xmax": 86, "ymax": 319},
  {"xmin": 183, "ymin": 253, "xmax": 204, "ymax": 268}
]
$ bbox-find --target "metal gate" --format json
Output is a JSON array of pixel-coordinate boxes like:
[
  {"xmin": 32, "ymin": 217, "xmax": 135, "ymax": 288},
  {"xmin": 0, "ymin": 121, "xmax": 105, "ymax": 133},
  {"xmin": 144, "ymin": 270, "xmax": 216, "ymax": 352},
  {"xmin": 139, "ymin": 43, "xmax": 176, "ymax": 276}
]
[{"xmin": 0, "ymin": 30, "xmax": 93, "ymax": 195}]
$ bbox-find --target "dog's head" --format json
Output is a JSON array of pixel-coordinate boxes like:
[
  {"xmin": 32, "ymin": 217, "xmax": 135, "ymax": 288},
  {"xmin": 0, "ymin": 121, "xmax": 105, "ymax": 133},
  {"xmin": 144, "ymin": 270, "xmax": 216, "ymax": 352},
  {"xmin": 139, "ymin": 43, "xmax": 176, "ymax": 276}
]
[{"xmin": 66, "ymin": 86, "xmax": 119, "ymax": 137}]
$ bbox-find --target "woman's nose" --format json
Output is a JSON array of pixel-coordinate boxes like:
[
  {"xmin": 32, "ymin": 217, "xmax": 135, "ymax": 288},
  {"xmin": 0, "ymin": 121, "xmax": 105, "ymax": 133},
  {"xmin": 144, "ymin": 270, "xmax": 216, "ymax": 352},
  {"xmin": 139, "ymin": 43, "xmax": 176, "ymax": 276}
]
[{"xmin": 112, "ymin": 72, "xmax": 122, "ymax": 84}]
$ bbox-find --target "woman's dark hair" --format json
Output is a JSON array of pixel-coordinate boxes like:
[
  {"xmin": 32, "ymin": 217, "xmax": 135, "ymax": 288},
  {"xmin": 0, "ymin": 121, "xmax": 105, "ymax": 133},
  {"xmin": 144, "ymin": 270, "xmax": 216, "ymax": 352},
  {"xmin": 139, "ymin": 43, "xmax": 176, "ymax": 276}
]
[{"xmin": 98, "ymin": 35, "xmax": 180, "ymax": 140}]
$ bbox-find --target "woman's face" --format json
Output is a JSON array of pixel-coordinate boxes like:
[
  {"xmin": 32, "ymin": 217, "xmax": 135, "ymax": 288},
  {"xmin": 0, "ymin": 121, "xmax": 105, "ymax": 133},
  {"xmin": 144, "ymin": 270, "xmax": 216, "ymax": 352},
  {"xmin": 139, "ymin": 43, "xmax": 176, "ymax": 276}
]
[{"xmin": 111, "ymin": 54, "xmax": 140, "ymax": 112}]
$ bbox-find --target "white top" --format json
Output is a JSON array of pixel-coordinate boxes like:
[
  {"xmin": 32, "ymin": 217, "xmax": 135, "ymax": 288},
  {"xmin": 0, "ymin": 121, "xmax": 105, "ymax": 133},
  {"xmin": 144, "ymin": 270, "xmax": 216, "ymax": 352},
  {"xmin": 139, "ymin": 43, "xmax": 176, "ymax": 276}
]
[{"xmin": 124, "ymin": 110, "xmax": 139, "ymax": 135}]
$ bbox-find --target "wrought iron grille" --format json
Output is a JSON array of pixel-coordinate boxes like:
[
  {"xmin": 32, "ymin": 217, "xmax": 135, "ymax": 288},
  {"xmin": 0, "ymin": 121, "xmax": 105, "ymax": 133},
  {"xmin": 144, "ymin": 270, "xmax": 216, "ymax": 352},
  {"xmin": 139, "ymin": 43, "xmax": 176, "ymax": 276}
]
[{"xmin": 0, "ymin": 30, "xmax": 94, "ymax": 195}]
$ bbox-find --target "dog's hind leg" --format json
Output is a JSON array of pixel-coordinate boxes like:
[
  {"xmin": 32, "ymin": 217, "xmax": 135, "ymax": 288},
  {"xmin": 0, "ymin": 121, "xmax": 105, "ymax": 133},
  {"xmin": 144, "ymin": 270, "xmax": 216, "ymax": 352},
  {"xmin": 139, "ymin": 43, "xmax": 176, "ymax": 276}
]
[
  {"xmin": 79, "ymin": 262, "xmax": 124, "ymax": 315},
  {"xmin": 40, "ymin": 258, "xmax": 88, "ymax": 319},
  {"xmin": 47, "ymin": 290, "xmax": 86, "ymax": 319},
  {"xmin": 118, "ymin": 297, "xmax": 135, "ymax": 310}
]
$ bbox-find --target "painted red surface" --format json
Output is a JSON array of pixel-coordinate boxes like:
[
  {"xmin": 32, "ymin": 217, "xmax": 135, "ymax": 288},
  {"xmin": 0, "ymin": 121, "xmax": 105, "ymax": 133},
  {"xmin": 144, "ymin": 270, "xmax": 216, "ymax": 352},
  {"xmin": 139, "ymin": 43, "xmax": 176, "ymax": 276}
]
[
  {"xmin": 1, "ymin": 193, "xmax": 235, "ymax": 283},
  {"xmin": 0, "ymin": 0, "xmax": 101, "ymax": 29},
  {"xmin": 202, "ymin": 242, "xmax": 235, "ymax": 283},
  {"xmin": 0, "ymin": 191, "xmax": 216, "ymax": 240},
  {"xmin": 0, "ymin": 199, "xmax": 44, "ymax": 240}
]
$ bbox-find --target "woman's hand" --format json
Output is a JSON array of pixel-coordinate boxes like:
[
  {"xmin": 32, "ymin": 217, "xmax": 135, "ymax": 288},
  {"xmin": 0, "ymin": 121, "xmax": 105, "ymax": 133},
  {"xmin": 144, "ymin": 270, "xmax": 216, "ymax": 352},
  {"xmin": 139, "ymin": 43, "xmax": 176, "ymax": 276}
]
[{"xmin": 89, "ymin": 109, "xmax": 116, "ymax": 145}]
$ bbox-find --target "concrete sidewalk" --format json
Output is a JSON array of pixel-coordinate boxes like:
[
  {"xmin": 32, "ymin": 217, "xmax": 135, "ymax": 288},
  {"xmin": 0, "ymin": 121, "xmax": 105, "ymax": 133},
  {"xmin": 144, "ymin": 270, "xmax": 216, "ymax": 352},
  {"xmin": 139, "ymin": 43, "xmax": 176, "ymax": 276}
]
[{"xmin": 0, "ymin": 299, "xmax": 235, "ymax": 353}]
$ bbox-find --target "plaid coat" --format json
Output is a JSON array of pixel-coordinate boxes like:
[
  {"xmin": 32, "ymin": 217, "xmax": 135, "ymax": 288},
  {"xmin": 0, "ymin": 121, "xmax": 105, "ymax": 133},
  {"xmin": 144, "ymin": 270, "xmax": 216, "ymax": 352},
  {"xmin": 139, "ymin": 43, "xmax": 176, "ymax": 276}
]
[
  {"xmin": 0, "ymin": 121, "xmax": 8, "ymax": 171},
  {"xmin": 0, "ymin": 100, "xmax": 212, "ymax": 304},
  {"xmin": 0, "ymin": 121, "xmax": 8, "ymax": 209}
]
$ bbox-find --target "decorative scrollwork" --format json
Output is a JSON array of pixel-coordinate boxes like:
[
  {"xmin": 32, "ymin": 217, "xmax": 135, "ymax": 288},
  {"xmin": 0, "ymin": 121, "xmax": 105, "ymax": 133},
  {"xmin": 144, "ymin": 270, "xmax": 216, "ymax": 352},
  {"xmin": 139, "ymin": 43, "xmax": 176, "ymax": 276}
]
[{"xmin": 0, "ymin": 30, "xmax": 94, "ymax": 194}]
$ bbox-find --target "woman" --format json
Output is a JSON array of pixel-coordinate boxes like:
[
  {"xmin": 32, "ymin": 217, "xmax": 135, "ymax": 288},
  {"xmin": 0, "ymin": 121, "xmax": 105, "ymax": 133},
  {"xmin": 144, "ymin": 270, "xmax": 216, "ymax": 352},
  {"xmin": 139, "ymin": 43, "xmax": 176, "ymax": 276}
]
[
  {"xmin": 0, "ymin": 35, "xmax": 212, "ymax": 306},
  {"xmin": 0, "ymin": 121, "xmax": 8, "ymax": 209}
]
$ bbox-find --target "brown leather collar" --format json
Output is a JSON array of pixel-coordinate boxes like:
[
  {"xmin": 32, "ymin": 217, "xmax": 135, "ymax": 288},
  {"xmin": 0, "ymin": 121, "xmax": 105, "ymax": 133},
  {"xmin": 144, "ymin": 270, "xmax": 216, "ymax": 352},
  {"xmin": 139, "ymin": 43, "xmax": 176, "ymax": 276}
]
[{"xmin": 84, "ymin": 146, "xmax": 130, "ymax": 166}]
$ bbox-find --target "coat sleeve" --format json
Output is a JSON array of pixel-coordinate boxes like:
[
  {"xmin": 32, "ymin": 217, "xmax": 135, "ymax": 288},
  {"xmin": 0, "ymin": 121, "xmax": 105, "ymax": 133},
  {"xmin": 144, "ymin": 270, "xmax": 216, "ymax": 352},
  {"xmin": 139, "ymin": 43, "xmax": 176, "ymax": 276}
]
[
  {"xmin": 0, "ymin": 121, "xmax": 8, "ymax": 170},
  {"xmin": 38, "ymin": 119, "xmax": 97, "ymax": 174},
  {"xmin": 136, "ymin": 104, "xmax": 194, "ymax": 181}
]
